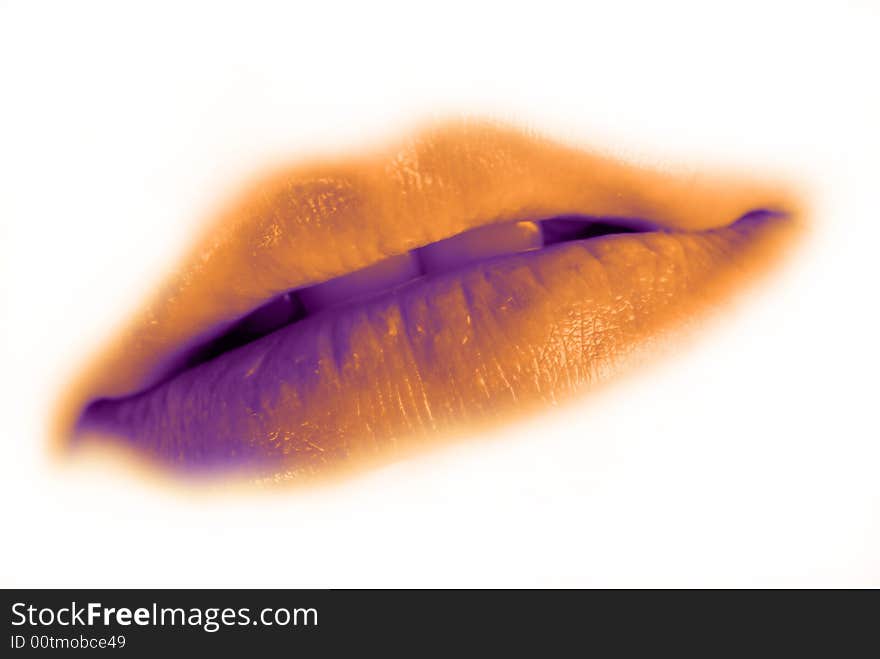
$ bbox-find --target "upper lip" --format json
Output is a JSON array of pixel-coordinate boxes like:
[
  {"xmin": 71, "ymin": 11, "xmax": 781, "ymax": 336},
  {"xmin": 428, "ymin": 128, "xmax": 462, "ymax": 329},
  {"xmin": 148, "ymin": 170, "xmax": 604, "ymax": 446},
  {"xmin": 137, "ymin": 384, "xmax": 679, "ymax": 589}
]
[{"xmin": 56, "ymin": 120, "xmax": 803, "ymax": 480}]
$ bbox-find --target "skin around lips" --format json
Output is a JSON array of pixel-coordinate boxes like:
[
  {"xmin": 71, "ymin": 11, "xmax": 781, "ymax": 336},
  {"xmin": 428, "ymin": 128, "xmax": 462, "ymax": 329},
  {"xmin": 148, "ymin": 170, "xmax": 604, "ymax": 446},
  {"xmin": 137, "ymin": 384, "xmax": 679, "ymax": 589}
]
[{"xmin": 56, "ymin": 120, "xmax": 804, "ymax": 478}]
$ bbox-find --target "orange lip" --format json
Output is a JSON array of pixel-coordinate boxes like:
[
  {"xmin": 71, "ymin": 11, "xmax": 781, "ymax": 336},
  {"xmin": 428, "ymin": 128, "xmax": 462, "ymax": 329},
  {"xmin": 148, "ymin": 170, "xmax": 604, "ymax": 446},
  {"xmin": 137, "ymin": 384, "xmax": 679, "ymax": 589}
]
[{"xmin": 56, "ymin": 120, "xmax": 805, "ymax": 482}]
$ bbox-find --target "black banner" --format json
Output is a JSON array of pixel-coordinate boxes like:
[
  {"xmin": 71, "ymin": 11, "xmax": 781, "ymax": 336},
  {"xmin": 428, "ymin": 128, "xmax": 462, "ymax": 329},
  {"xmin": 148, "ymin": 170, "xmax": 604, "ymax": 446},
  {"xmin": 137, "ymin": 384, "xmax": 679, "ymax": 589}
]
[{"xmin": 2, "ymin": 589, "xmax": 876, "ymax": 654}]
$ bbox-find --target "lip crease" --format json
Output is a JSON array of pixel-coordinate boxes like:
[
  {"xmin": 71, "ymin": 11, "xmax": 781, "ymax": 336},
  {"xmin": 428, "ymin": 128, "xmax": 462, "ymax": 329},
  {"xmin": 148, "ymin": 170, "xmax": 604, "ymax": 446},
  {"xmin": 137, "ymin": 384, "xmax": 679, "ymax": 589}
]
[{"xmin": 55, "ymin": 120, "xmax": 805, "ymax": 481}]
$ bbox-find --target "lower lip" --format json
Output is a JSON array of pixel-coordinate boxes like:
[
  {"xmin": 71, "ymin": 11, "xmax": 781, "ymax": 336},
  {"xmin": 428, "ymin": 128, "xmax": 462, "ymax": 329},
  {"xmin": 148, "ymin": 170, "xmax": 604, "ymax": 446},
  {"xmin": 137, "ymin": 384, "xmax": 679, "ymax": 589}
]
[{"xmin": 77, "ymin": 210, "xmax": 791, "ymax": 478}]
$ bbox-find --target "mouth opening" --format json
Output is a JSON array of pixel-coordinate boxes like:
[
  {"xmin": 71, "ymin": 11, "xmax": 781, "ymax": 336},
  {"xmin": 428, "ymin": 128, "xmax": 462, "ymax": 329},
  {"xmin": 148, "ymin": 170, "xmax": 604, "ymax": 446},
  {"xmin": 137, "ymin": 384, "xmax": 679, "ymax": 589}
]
[
  {"xmin": 77, "ymin": 213, "xmax": 664, "ymax": 431},
  {"xmin": 77, "ymin": 208, "xmax": 784, "ymax": 431},
  {"xmin": 165, "ymin": 215, "xmax": 655, "ymax": 379}
]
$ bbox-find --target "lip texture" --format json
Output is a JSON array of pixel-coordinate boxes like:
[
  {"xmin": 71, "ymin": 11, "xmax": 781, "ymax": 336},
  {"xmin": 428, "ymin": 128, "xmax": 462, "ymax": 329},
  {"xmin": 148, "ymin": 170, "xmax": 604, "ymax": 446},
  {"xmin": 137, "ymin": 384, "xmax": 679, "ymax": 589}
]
[{"xmin": 58, "ymin": 121, "xmax": 803, "ymax": 480}]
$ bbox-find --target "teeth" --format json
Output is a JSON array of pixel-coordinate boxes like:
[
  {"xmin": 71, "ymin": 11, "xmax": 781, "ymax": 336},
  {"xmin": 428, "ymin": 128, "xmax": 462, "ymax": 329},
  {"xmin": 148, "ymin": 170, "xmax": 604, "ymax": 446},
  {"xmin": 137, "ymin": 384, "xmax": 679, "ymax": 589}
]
[
  {"xmin": 297, "ymin": 221, "xmax": 543, "ymax": 313},
  {"xmin": 158, "ymin": 218, "xmax": 644, "ymax": 380},
  {"xmin": 298, "ymin": 252, "xmax": 422, "ymax": 313},
  {"xmin": 417, "ymin": 221, "xmax": 542, "ymax": 274}
]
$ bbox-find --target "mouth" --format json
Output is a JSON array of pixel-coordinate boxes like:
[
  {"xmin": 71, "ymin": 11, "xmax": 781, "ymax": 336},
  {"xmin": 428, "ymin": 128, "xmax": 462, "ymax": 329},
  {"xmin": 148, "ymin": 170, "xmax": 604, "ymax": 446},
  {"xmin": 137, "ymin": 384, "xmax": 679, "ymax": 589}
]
[{"xmin": 58, "ymin": 120, "xmax": 804, "ymax": 481}]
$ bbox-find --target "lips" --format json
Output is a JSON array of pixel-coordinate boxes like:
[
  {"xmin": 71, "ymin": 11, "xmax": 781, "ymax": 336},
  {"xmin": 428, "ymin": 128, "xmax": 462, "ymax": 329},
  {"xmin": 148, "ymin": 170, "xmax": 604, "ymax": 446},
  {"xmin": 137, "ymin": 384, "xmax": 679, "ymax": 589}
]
[{"xmin": 57, "ymin": 121, "xmax": 803, "ymax": 480}]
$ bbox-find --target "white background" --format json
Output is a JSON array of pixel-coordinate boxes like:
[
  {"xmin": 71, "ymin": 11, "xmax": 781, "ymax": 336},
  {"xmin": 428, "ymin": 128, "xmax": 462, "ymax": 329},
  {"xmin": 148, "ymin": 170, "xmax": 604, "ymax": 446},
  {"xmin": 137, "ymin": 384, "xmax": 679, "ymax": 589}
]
[{"xmin": 1, "ymin": 0, "xmax": 878, "ymax": 587}]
